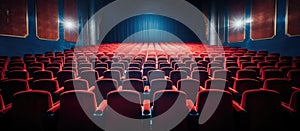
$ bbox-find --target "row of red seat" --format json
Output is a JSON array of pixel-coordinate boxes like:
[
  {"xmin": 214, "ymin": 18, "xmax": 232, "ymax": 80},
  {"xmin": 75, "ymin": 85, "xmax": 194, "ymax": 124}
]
[{"xmin": 0, "ymin": 43, "xmax": 299, "ymax": 131}]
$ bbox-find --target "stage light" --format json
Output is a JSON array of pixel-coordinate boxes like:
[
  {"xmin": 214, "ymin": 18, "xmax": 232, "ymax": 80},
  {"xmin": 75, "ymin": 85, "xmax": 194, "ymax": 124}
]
[
  {"xmin": 232, "ymin": 18, "xmax": 252, "ymax": 29},
  {"xmin": 233, "ymin": 19, "xmax": 244, "ymax": 28},
  {"xmin": 64, "ymin": 20, "xmax": 75, "ymax": 29}
]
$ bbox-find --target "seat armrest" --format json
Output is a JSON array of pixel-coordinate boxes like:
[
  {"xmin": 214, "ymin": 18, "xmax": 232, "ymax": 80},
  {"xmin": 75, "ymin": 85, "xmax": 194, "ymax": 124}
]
[
  {"xmin": 281, "ymin": 102, "xmax": 296, "ymax": 113},
  {"xmin": 199, "ymin": 86, "xmax": 205, "ymax": 91},
  {"xmin": 0, "ymin": 104, "xmax": 12, "ymax": 115},
  {"xmin": 144, "ymin": 86, "xmax": 150, "ymax": 93},
  {"xmin": 95, "ymin": 100, "xmax": 107, "ymax": 116},
  {"xmin": 54, "ymin": 87, "xmax": 64, "ymax": 94},
  {"xmin": 232, "ymin": 77, "xmax": 238, "ymax": 81},
  {"xmin": 88, "ymin": 86, "xmax": 95, "ymax": 92},
  {"xmin": 165, "ymin": 76, "xmax": 169, "ymax": 80},
  {"xmin": 142, "ymin": 100, "xmax": 151, "ymax": 116},
  {"xmin": 171, "ymin": 86, "xmax": 178, "ymax": 91},
  {"xmin": 120, "ymin": 76, "xmax": 125, "ymax": 80},
  {"xmin": 47, "ymin": 102, "xmax": 60, "ymax": 115},
  {"xmin": 117, "ymin": 86, "xmax": 123, "ymax": 91},
  {"xmin": 186, "ymin": 99, "xmax": 197, "ymax": 114},
  {"xmin": 292, "ymin": 87, "xmax": 300, "ymax": 92},
  {"xmin": 228, "ymin": 87, "xmax": 239, "ymax": 95},
  {"xmin": 232, "ymin": 100, "xmax": 245, "ymax": 113}
]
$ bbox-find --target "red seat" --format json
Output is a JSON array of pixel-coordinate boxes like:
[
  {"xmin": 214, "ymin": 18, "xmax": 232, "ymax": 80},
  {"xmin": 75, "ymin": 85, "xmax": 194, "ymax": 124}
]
[
  {"xmin": 95, "ymin": 79, "xmax": 118, "ymax": 103},
  {"xmin": 191, "ymin": 70, "xmax": 209, "ymax": 87},
  {"xmin": 103, "ymin": 90, "xmax": 143, "ymax": 130},
  {"xmin": 177, "ymin": 79, "xmax": 200, "ymax": 103},
  {"xmin": 103, "ymin": 70, "xmax": 122, "ymax": 85},
  {"xmin": 122, "ymin": 79, "xmax": 145, "ymax": 93},
  {"xmin": 0, "ymin": 94, "xmax": 11, "ymax": 129},
  {"xmin": 125, "ymin": 70, "xmax": 142, "ymax": 79},
  {"xmin": 94, "ymin": 67, "xmax": 107, "ymax": 77},
  {"xmin": 95, "ymin": 63, "xmax": 108, "ymax": 68},
  {"xmin": 289, "ymin": 91, "xmax": 300, "ymax": 115},
  {"xmin": 152, "ymin": 90, "xmax": 189, "ymax": 130},
  {"xmin": 27, "ymin": 67, "xmax": 42, "ymax": 78},
  {"xmin": 236, "ymin": 70, "xmax": 258, "ymax": 80},
  {"xmin": 178, "ymin": 67, "xmax": 191, "ymax": 76},
  {"xmin": 31, "ymin": 79, "xmax": 59, "ymax": 93},
  {"xmin": 169, "ymin": 70, "xmax": 188, "ymax": 86},
  {"xmin": 213, "ymin": 70, "xmax": 232, "ymax": 83},
  {"xmin": 0, "ymin": 79, "xmax": 29, "ymax": 105},
  {"xmin": 63, "ymin": 79, "xmax": 89, "ymax": 91},
  {"xmin": 233, "ymin": 79, "xmax": 260, "ymax": 94},
  {"xmin": 46, "ymin": 67, "xmax": 60, "ymax": 77},
  {"xmin": 80, "ymin": 70, "xmax": 99, "ymax": 87},
  {"xmin": 10, "ymin": 90, "xmax": 59, "ymax": 130},
  {"xmin": 58, "ymin": 90, "xmax": 100, "ymax": 130},
  {"xmin": 240, "ymin": 89, "xmax": 284, "ymax": 130},
  {"xmin": 150, "ymin": 79, "xmax": 174, "ymax": 97},
  {"xmin": 56, "ymin": 70, "xmax": 76, "ymax": 87},
  {"xmin": 261, "ymin": 70, "xmax": 285, "ymax": 81},
  {"xmin": 7, "ymin": 70, "xmax": 30, "ymax": 80},
  {"xmin": 287, "ymin": 69, "xmax": 300, "ymax": 88},
  {"xmin": 263, "ymin": 78, "xmax": 293, "ymax": 103},
  {"xmin": 196, "ymin": 89, "xmax": 235, "ymax": 130},
  {"xmin": 204, "ymin": 79, "xmax": 229, "ymax": 91}
]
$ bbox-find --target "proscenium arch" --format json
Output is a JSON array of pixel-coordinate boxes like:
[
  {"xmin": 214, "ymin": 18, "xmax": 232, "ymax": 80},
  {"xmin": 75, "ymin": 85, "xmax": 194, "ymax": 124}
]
[{"xmin": 102, "ymin": 14, "xmax": 202, "ymax": 43}]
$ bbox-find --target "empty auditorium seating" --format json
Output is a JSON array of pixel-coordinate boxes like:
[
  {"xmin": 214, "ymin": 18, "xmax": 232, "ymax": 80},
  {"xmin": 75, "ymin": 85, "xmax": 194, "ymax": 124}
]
[{"xmin": 1, "ymin": 43, "xmax": 300, "ymax": 131}]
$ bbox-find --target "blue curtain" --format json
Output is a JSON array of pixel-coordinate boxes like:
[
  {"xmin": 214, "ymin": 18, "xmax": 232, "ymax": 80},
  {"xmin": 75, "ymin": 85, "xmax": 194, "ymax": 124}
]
[{"xmin": 102, "ymin": 14, "xmax": 201, "ymax": 43}]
